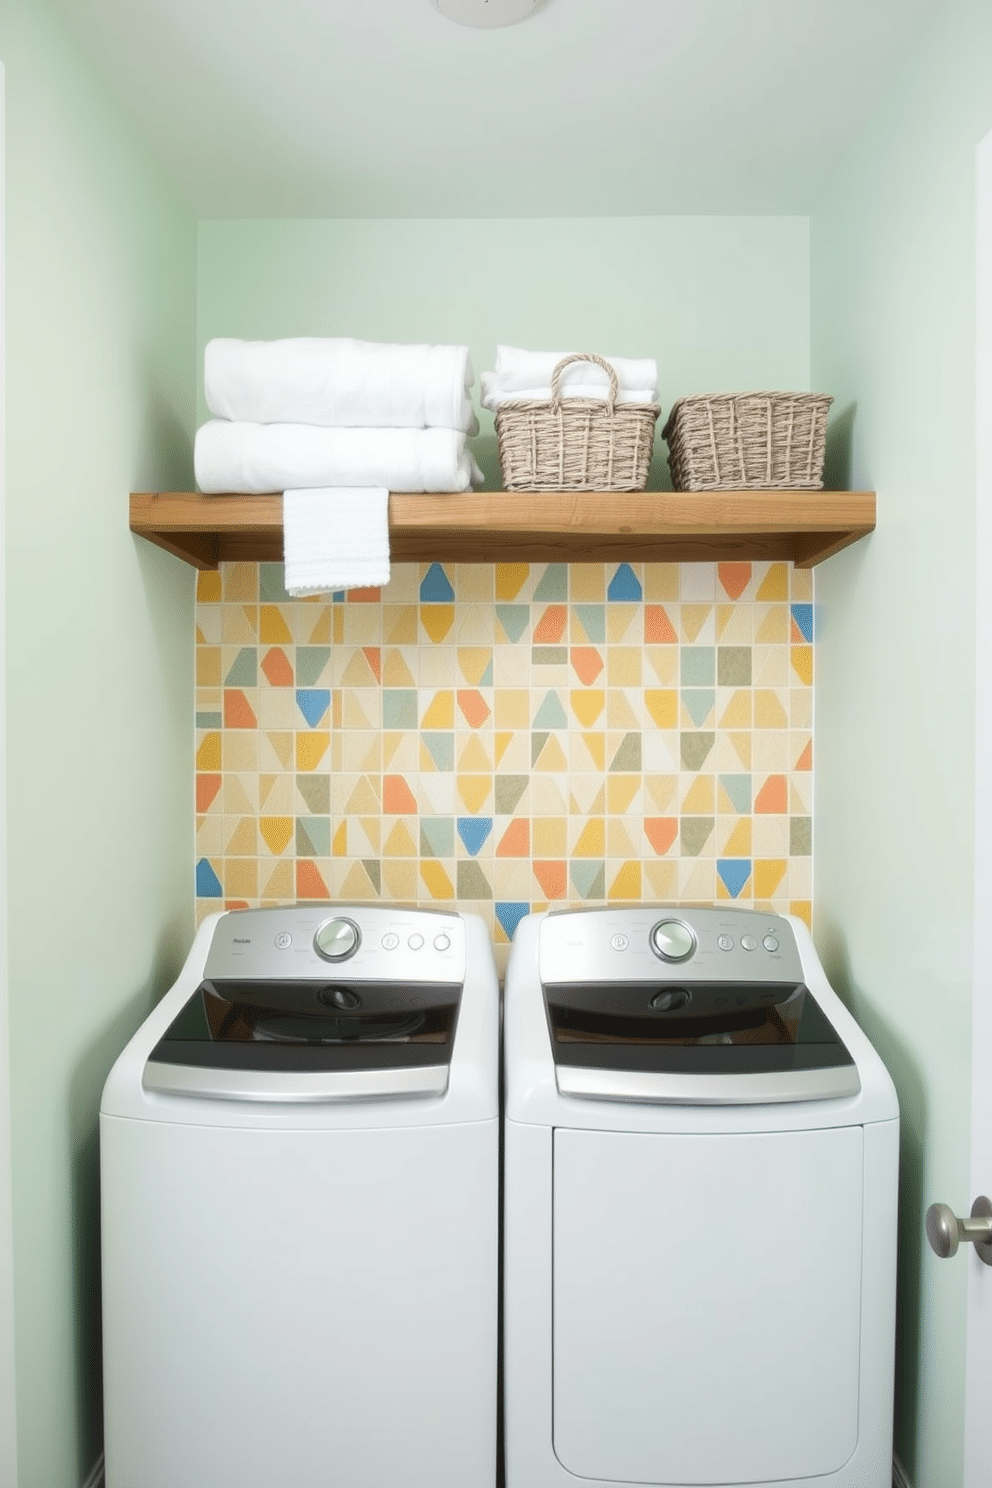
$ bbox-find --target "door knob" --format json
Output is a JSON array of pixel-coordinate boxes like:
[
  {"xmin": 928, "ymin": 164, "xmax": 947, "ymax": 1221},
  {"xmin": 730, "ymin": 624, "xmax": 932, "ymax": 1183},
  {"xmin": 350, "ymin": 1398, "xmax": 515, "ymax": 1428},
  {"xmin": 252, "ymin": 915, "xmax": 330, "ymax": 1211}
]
[{"xmin": 925, "ymin": 1196, "xmax": 992, "ymax": 1265}]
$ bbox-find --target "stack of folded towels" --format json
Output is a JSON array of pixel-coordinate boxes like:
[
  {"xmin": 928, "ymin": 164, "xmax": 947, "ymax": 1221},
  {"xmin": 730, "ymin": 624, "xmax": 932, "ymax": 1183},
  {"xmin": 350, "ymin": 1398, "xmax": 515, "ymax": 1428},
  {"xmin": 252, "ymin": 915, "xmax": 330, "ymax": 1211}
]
[
  {"xmin": 480, "ymin": 344, "xmax": 659, "ymax": 410},
  {"xmin": 193, "ymin": 337, "xmax": 483, "ymax": 596}
]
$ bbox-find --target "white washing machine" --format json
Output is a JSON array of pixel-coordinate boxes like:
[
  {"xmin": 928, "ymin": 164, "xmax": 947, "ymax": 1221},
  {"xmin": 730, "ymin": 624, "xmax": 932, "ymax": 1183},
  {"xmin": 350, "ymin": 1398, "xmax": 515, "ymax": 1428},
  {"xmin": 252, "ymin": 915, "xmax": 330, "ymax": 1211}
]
[
  {"xmin": 101, "ymin": 904, "xmax": 499, "ymax": 1488},
  {"xmin": 503, "ymin": 905, "xmax": 899, "ymax": 1488}
]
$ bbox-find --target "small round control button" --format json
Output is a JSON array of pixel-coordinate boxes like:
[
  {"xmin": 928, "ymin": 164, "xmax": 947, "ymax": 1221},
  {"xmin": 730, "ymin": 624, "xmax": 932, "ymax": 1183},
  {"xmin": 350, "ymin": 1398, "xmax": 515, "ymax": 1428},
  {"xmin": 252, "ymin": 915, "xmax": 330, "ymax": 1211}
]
[
  {"xmin": 718, "ymin": 934, "xmax": 734, "ymax": 951},
  {"xmin": 651, "ymin": 988, "xmax": 691, "ymax": 1013},
  {"xmin": 314, "ymin": 917, "xmax": 360, "ymax": 962},
  {"xmin": 274, "ymin": 932, "xmax": 292, "ymax": 950},
  {"xmin": 611, "ymin": 933, "xmax": 630, "ymax": 952},
  {"xmin": 763, "ymin": 934, "xmax": 780, "ymax": 953},
  {"xmin": 381, "ymin": 933, "xmax": 400, "ymax": 950},
  {"xmin": 740, "ymin": 934, "xmax": 758, "ymax": 951},
  {"xmin": 408, "ymin": 933, "xmax": 425, "ymax": 950},
  {"xmin": 319, "ymin": 986, "xmax": 361, "ymax": 1010},
  {"xmin": 433, "ymin": 933, "xmax": 451, "ymax": 952},
  {"xmin": 650, "ymin": 918, "xmax": 696, "ymax": 963}
]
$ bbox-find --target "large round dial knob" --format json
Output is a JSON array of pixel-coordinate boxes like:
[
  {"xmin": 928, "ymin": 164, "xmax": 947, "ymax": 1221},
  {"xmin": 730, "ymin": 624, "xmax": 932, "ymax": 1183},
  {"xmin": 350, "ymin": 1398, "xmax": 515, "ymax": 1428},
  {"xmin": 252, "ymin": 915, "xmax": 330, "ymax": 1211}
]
[
  {"xmin": 314, "ymin": 917, "xmax": 360, "ymax": 962},
  {"xmin": 650, "ymin": 918, "xmax": 696, "ymax": 963}
]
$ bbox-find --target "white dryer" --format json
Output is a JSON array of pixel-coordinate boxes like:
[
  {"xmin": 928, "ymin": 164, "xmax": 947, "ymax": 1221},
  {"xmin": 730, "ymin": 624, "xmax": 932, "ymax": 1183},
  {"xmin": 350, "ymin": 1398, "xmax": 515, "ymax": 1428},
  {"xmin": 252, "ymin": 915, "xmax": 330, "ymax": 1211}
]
[
  {"xmin": 503, "ymin": 905, "xmax": 899, "ymax": 1488},
  {"xmin": 101, "ymin": 904, "xmax": 499, "ymax": 1488}
]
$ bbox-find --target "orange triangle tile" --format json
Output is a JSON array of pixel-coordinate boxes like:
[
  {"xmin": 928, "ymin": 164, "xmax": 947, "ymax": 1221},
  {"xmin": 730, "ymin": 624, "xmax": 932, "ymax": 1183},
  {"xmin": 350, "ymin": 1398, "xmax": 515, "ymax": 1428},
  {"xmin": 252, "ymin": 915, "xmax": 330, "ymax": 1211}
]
[
  {"xmin": 533, "ymin": 860, "xmax": 567, "ymax": 899},
  {"xmin": 196, "ymin": 774, "xmax": 222, "ymax": 813},
  {"xmin": 534, "ymin": 604, "xmax": 568, "ymax": 643},
  {"xmin": 644, "ymin": 605, "xmax": 678, "ymax": 643},
  {"xmin": 224, "ymin": 690, "xmax": 257, "ymax": 729},
  {"xmin": 383, "ymin": 774, "xmax": 418, "ymax": 814},
  {"xmin": 718, "ymin": 562, "xmax": 752, "ymax": 599},
  {"xmin": 347, "ymin": 586, "xmax": 382, "ymax": 603},
  {"xmin": 497, "ymin": 818, "xmax": 530, "ymax": 857},
  {"xmin": 571, "ymin": 647, "xmax": 604, "ymax": 685},
  {"xmin": 644, "ymin": 817, "xmax": 678, "ymax": 855},
  {"xmin": 261, "ymin": 647, "xmax": 293, "ymax": 686},
  {"xmin": 755, "ymin": 774, "xmax": 788, "ymax": 813},
  {"xmin": 458, "ymin": 689, "xmax": 491, "ymax": 728},
  {"xmin": 296, "ymin": 860, "xmax": 330, "ymax": 899},
  {"xmin": 795, "ymin": 739, "xmax": 813, "ymax": 771}
]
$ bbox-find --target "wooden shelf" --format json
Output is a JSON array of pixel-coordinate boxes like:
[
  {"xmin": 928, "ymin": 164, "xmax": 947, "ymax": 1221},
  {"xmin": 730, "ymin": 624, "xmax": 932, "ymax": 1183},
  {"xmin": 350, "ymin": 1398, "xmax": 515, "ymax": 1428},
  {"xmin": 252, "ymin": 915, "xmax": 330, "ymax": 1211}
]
[{"xmin": 129, "ymin": 489, "xmax": 876, "ymax": 571}]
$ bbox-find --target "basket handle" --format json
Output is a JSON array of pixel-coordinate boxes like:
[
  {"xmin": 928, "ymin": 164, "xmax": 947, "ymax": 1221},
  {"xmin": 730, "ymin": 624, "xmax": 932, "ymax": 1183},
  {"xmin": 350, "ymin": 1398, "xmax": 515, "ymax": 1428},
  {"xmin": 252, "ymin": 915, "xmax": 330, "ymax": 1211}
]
[{"xmin": 550, "ymin": 353, "xmax": 619, "ymax": 413}]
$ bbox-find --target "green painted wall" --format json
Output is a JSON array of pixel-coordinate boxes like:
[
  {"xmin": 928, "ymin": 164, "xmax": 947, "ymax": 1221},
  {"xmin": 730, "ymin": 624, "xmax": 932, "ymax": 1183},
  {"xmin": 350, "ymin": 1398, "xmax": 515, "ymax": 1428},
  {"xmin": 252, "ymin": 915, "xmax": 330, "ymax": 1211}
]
[
  {"xmin": 810, "ymin": 1, "xmax": 992, "ymax": 1481},
  {"xmin": 0, "ymin": 2, "xmax": 197, "ymax": 1483},
  {"xmin": 197, "ymin": 214, "xmax": 811, "ymax": 489}
]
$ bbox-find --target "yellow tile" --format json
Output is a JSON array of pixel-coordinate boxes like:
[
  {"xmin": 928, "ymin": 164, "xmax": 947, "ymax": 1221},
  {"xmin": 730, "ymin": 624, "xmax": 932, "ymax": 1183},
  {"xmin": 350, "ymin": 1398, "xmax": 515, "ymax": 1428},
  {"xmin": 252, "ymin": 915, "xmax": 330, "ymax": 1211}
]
[
  {"xmin": 261, "ymin": 731, "xmax": 293, "ymax": 771},
  {"xmin": 260, "ymin": 605, "xmax": 293, "ymax": 643},
  {"xmin": 533, "ymin": 817, "xmax": 567, "ymax": 855},
  {"xmin": 607, "ymin": 691, "xmax": 640, "ymax": 729},
  {"xmin": 340, "ymin": 862, "xmax": 377, "ymax": 899},
  {"xmin": 421, "ymin": 605, "xmax": 455, "ymax": 644},
  {"xmin": 681, "ymin": 775, "xmax": 715, "ymax": 813},
  {"xmin": 645, "ymin": 774, "xmax": 678, "ymax": 812},
  {"xmin": 607, "ymin": 648, "xmax": 641, "ymax": 686},
  {"xmin": 754, "ymin": 689, "xmax": 788, "ymax": 728},
  {"xmin": 345, "ymin": 777, "xmax": 381, "ymax": 814},
  {"xmin": 493, "ymin": 731, "xmax": 518, "ymax": 766},
  {"xmin": 383, "ymin": 820, "xmax": 418, "ymax": 856},
  {"xmin": 494, "ymin": 690, "xmax": 530, "ymax": 728},
  {"xmin": 791, "ymin": 646, "xmax": 813, "ymax": 686},
  {"xmin": 578, "ymin": 732, "xmax": 606, "ymax": 769},
  {"xmin": 458, "ymin": 776, "xmax": 492, "ymax": 813},
  {"xmin": 790, "ymin": 900, "xmax": 812, "ymax": 928},
  {"xmin": 196, "ymin": 732, "xmax": 221, "ymax": 771},
  {"xmin": 608, "ymin": 862, "xmax": 641, "ymax": 900},
  {"xmin": 307, "ymin": 608, "xmax": 333, "ymax": 645},
  {"xmin": 261, "ymin": 860, "xmax": 294, "ymax": 898},
  {"xmin": 226, "ymin": 818, "xmax": 257, "ymax": 856},
  {"xmin": 756, "ymin": 563, "xmax": 789, "ymax": 601},
  {"xmin": 607, "ymin": 819, "xmax": 636, "ymax": 856},
  {"xmin": 756, "ymin": 606, "xmax": 788, "ymax": 644},
  {"xmin": 197, "ymin": 570, "xmax": 223, "ymax": 603},
  {"xmin": 644, "ymin": 859, "xmax": 678, "ymax": 898},
  {"xmin": 569, "ymin": 565, "xmax": 605, "ymax": 601},
  {"xmin": 643, "ymin": 564, "xmax": 680, "ymax": 602},
  {"xmin": 458, "ymin": 736, "xmax": 491, "ymax": 772},
  {"xmin": 341, "ymin": 651, "xmax": 379, "ymax": 687},
  {"xmin": 422, "ymin": 690, "xmax": 454, "ymax": 728},
  {"xmin": 754, "ymin": 859, "xmax": 787, "ymax": 899},
  {"xmin": 607, "ymin": 776, "xmax": 641, "ymax": 815},
  {"xmin": 385, "ymin": 605, "xmax": 418, "ymax": 643},
  {"xmin": 644, "ymin": 648, "xmax": 678, "ymax": 685},
  {"xmin": 718, "ymin": 689, "xmax": 752, "ymax": 728},
  {"xmin": 570, "ymin": 689, "xmax": 605, "ymax": 727},
  {"xmin": 332, "ymin": 822, "xmax": 348, "ymax": 857},
  {"xmin": 720, "ymin": 818, "xmax": 752, "ymax": 856},
  {"xmin": 681, "ymin": 604, "xmax": 712, "ymax": 642},
  {"xmin": 224, "ymin": 859, "xmax": 257, "ymax": 898},
  {"xmin": 296, "ymin": 731, "xmax": 330, "ymax": 771},
  {"xmin": 260, "ymin": 817, "xmax": 294, "ymax": 855},
  {"xmin": 383, "ymin": 861, "xmax": 419, "ymax": 899},
  {"xmin": 496, "ymin": 563, "xmax": 529, "ymax": 600},
  {"xmin": 458, "ymin": 648, "xmax": 491, "ymax": 685},
  {"xmin": 606, "ymin": 608, "xmax": 638, "ymax": 644},
  {"xmin": 223, "ymin": 734, "xmax": 257, "ymax": 772},
  {"xmin": 382, "ymin": 648, "xmax": 416, "ymax": 686},
  {"xmin": 573, "ymin": 818, "xmax": 605, "ymax": 856},
  {"xmin": 729, "ymin": 731, "xmax": 752, "ymax": 768},
  {"xmin": 225, "ymin": 563, "xmax": 258, "ymax": 602},
  {"xmin": 420, "ymin": 860, "xmax": 456, "ymax": 899},
  {"xmin": 645, "ymin": 690, "xmax": 677, "ymax": 728}
]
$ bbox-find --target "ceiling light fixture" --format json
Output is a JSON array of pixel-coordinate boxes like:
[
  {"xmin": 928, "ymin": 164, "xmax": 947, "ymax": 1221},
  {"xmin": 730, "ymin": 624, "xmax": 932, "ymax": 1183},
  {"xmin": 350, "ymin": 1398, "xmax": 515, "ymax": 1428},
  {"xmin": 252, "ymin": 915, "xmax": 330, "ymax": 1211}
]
[{"xmin": 431, "ymin": 0, "xmax": 538, "ymax": 29}]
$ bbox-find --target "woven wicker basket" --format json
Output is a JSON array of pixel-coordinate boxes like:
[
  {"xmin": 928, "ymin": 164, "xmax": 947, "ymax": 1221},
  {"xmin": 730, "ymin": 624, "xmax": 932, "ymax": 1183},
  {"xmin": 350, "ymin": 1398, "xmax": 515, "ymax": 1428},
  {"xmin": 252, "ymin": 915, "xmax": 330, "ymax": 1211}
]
[
  {"xmin": 495, "ymin": 352, "xmax": 660, "ymax": 492},
  {"xmin": 662, "ymin": 392, "xmax": 833, "ymax": 491}
]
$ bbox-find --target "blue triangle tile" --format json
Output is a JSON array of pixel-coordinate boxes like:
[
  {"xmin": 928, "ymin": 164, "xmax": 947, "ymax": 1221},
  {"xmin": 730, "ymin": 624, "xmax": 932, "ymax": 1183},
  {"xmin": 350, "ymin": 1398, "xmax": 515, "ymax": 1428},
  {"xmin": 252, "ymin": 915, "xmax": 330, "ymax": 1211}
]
[
  {"xmin": 196, "ymin": 859, "xmax": 223, "ymax": 897},
  {"xmin": 457, "ymin": 817, "xmax": 493, "ymax": 856},
  {"xmin": 608, "ymin": 563, "xmax": 642, "ymax": 601},
  {"xmin": 533, "ymin": 564, "xmax": 568, "ymax": 601},
  {"xmin": 683, "ymin": 689, "xmax": 715, "ymax": 727},
  {"xmin": 296, "ymin": 688, "xmax": 330, "ymax": 728},
  {"xmin": 496, "ymin": 902, "xmax": 529, "ymax": 940},
  {"xmin": 420, "ymin": 817, "xmax": 454, "ymax": 856},
  {"xmin": 496, "ymin": 604, "xmax": 529, "ymax": 642},
  {"xmin": 717, "ymin": 859, "xmax": 752, "ymax": 898},
  {"xmin": 791, "ymin": 604, "xmax": 815, "ymax": 641},
  {"xmin": 420, "ymin": 563, "xmax": 455, "ymax": 602},
  {"xmin": 533, "ymin": 690, "xmax": 568, "ymax": 728},
  {"xmin": 719, "ymin": 775, "xmax": 752, "ymax": 813},
  {"xmin": 422, "ymin": 732, "xmax": 454, "ymax": 770}
]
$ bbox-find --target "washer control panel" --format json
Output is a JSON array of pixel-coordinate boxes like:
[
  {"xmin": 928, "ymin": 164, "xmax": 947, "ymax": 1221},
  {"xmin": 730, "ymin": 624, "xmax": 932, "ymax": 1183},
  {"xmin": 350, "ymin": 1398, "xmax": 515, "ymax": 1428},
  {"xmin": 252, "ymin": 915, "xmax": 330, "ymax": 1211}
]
[
  {"xmin": 204, "ymin": 905, "xmax": 465, "ymax": 983},
  {"xmin": 539, "ymin": 906, "xmax": 804, "ymax": 986}
]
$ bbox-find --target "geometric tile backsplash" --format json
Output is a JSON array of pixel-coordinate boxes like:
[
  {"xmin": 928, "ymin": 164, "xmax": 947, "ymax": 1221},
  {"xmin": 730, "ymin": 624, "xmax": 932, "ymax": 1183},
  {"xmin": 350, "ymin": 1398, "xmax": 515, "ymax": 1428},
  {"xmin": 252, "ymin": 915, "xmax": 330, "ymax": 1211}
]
[{"xmin": 195, "ymin": 558, "xmax": 814, "ymax": 972}]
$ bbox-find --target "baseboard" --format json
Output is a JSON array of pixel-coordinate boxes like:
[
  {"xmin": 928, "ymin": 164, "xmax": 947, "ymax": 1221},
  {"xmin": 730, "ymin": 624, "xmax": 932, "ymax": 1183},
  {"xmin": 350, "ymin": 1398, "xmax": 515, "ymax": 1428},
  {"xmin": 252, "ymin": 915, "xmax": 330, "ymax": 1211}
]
[
  {"xmin": 893, "ymin": 1453, "xmax": 912, "ymax": 1488},
  {"xmin": 81, "ymin": 1452, "xmax": 104, "ymax": 1488}
]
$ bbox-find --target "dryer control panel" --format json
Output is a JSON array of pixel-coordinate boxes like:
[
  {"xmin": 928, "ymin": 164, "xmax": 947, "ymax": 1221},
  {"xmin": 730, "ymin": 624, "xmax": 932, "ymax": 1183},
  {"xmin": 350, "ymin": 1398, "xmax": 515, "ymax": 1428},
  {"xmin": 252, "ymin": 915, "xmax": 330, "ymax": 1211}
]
[
  {"xmin": 204, "ymin": 905, "xmax": 465, "ymax": 984},
  {"xmin": 539, "ymin": 906, "xmax": 804, "ymax": 987}
]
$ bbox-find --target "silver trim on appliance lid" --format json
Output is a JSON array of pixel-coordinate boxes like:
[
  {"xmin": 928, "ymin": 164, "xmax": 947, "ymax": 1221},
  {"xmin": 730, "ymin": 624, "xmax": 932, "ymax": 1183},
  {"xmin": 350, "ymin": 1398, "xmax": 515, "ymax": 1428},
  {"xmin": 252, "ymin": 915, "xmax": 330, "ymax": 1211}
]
[
  {"xmin": 141, "ymin": 1062, "xmax": 449, "ymax": 1104},
  {"xmin": 554, "ymin": 1064, "xmax": 861, "ymax": 1106}
]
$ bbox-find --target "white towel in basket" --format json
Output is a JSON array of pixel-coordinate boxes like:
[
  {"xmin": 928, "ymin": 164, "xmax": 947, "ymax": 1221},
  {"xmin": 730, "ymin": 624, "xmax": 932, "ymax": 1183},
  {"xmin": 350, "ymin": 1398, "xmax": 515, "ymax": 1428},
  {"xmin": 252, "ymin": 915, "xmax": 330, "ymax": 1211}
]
[{"xmin": 283, "ymin": 487, "xmax": 390, "ymax": 597}]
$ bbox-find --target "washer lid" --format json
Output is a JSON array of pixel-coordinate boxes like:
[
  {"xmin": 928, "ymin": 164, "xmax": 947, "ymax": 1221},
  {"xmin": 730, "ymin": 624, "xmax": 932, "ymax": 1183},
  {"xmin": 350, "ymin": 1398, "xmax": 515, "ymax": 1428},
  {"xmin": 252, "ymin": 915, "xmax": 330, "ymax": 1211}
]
[{"xmin": 143, "ymin": 978, "xmax": 460, "ymax": 1102}]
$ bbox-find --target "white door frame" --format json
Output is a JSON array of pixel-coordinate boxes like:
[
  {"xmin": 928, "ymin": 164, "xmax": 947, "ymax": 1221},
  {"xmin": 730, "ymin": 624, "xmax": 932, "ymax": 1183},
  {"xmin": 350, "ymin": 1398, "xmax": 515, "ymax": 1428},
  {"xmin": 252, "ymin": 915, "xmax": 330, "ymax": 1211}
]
[
  {"xmin": 964, "ymin": 125, "xmax": 992, "ymax": 1488},
  {"xmin": 0, "ymin": 58, "xmax": 18, "ymax": 1488}
]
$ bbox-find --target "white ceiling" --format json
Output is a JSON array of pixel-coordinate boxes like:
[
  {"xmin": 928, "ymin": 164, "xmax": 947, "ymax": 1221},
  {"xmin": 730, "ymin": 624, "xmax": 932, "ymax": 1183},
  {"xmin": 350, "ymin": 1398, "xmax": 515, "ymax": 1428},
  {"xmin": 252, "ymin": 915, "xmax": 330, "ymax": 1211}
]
[{"xmin": 51, "ymin": 0, "xmax": 944, "ymax": 218}]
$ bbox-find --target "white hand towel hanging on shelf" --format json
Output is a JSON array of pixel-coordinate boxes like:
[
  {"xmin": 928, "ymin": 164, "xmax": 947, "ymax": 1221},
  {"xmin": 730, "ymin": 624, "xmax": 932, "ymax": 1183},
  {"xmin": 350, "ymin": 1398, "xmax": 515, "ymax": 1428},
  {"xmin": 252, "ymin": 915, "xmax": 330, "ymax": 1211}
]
[{"xmin": 282, "ymin": 487, "xmax": 390, "ymax": 597}]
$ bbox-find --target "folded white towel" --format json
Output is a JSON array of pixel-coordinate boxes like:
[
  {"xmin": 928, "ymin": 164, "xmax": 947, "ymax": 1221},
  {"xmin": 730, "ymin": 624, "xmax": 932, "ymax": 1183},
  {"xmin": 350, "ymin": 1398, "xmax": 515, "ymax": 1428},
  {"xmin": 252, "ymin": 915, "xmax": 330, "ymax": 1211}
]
[
  {"xmin": 204, "ymin": 337, "xmax": 479, "ymax": 434},
  {"xmin": 480, "ymin": 370, "xmax": 658, "ymax": 412},
  {"xmin": 492, "ymin": 345, "xmax": 658, "ymax": 394},
  {"xmin": 194, "ymin": 420, "xmax": 483, "ymax": 494},
  {"xmin": 283, "ymin": 487, "xmax": 390, "ymax": 597}
]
